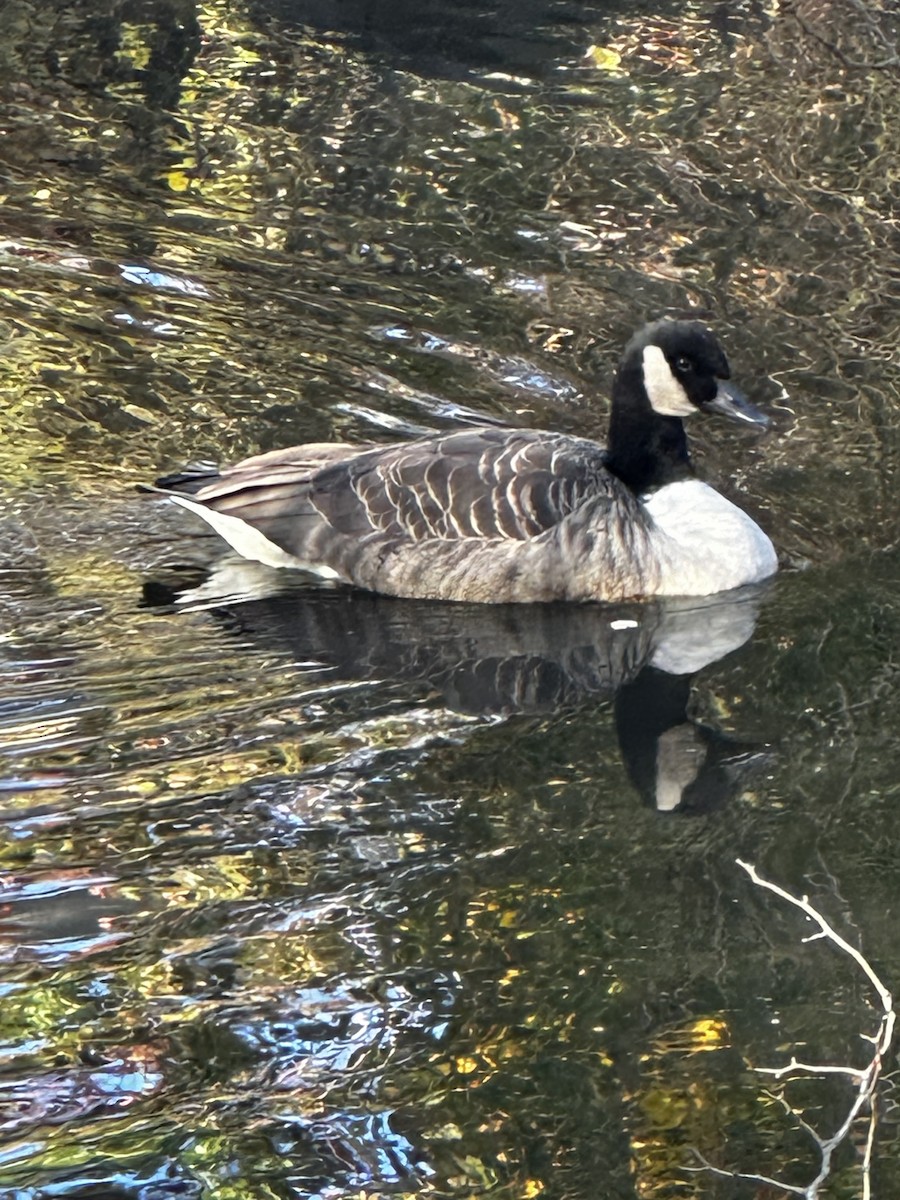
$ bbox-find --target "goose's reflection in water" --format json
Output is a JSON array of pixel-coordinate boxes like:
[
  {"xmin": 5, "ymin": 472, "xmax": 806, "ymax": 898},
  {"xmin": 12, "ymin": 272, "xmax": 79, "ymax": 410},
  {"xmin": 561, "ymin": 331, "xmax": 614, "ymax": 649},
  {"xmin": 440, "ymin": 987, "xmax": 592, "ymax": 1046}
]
[{"xmin": 146, "ymin": 560, "xmax": 773, "ymax": 814}]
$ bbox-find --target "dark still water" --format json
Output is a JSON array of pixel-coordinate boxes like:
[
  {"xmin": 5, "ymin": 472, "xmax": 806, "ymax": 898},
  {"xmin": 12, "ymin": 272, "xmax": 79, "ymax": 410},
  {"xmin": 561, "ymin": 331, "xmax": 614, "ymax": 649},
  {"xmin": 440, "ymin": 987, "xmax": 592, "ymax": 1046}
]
[{"xmin": 3, "ymin": 1, "xmax": 900, "ymax": 1197}]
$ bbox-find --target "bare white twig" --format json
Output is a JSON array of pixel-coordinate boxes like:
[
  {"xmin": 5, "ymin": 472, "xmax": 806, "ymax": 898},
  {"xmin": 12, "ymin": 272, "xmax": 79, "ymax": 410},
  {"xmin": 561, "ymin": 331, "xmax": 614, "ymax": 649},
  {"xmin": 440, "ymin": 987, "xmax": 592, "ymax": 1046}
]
[
  {"xmin": 687, "ymin": 860, "xmax": 895, "ymax": 1200},
  {"xmin": 683, "ymin": 1149, "xmax": 807, "ymax": 1194},
  {"xmin": 754, "ymin": 1057, "xmax": 866, "ymax": 1081},
  {"xmin": 737, "ymin": 860, "xmax": 893, "ymax": 1013}
]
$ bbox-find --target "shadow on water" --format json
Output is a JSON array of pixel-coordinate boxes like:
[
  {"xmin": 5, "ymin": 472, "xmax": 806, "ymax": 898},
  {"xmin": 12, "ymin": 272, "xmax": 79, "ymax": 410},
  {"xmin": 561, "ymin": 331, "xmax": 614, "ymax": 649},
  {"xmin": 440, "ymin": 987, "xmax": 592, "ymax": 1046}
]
[{"xmin": 3, "ymin": 0, "xmax": 900, "ymax": 1196}]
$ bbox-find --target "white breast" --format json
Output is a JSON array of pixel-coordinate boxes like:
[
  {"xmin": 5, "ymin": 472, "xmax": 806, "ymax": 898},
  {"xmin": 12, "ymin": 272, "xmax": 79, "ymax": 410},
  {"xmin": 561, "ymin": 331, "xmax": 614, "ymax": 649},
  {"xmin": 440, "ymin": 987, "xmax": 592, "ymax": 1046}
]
[{"xmin": 642, "ymin": 480, "xmax": 777, "ymax": 596}]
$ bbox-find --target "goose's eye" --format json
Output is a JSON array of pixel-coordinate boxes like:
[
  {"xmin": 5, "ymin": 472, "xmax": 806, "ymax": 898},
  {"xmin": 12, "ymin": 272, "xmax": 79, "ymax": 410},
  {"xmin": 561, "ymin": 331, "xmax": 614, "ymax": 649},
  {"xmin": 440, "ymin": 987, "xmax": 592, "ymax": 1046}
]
[{"xmin": 674, "ymin": 355, "xmax": 692, "ymax": 374}]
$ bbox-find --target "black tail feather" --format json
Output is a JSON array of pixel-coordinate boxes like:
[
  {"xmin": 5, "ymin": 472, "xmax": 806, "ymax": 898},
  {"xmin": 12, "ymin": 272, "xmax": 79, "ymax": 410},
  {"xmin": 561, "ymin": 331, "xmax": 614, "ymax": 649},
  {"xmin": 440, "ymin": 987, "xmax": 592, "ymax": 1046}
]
[{"xmin": 153, "ymin": 464, "xmax": 221, "ymax": 494}]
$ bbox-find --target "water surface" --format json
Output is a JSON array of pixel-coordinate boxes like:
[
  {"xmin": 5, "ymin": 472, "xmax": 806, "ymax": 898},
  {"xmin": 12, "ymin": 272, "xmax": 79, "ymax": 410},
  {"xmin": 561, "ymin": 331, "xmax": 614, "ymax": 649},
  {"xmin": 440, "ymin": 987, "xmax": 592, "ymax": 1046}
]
[{"xmin": 3, "ymin": 1, "xmax": 900, "ymax": 1197}]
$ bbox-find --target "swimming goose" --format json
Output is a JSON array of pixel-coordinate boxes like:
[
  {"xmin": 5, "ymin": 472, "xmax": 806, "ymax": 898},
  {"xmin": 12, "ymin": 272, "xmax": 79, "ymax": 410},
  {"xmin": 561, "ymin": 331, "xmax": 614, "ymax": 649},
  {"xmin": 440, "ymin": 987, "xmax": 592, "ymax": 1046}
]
[{"xmin": 149, "ymin": 319, "xmax": 778, "ymax": 603}]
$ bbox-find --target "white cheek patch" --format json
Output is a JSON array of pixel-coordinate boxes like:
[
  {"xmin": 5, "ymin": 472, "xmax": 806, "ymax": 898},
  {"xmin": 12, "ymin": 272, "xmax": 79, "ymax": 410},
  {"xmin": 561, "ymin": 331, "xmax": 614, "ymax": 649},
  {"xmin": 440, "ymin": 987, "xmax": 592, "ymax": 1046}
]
[{"xmin": 642, "ymin": 344, "xmax": 696, "ymax": 417}]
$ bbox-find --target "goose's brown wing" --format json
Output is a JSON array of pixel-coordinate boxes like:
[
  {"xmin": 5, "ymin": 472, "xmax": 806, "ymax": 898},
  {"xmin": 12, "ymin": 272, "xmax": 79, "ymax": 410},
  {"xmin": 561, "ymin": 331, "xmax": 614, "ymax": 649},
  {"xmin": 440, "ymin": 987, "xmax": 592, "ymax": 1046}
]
[
  {"xmin": 159, "ymin": 428, "xmax": 616, "ymax": 560},
  {"xmin": 309, "ymin": 427, "xmax": 613, "ymax": 542}
]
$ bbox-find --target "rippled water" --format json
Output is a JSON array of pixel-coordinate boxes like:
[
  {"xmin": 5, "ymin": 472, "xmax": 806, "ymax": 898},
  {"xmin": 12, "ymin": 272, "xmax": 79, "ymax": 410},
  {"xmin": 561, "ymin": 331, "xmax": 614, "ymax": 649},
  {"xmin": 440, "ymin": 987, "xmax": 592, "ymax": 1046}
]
[{"xmin": 3, "ymin": 1, "xmax": 900, "ymax": 1197}]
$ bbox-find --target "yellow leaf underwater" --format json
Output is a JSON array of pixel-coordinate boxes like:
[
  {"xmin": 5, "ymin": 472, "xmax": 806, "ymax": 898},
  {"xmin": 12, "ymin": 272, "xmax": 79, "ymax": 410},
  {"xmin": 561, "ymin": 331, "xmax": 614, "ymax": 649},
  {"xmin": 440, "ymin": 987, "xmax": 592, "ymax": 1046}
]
[{"xmin": 585, "ymin": 44, "xmax": 622, "ymax": 71}]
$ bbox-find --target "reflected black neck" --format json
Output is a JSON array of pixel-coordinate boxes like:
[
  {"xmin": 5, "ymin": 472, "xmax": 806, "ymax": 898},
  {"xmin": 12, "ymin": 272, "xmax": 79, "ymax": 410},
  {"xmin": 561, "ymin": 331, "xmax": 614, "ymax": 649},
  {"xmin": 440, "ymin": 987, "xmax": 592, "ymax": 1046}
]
[{"xmin": 604, "ymin": 361, "xmax": 693, "ymax": 494}]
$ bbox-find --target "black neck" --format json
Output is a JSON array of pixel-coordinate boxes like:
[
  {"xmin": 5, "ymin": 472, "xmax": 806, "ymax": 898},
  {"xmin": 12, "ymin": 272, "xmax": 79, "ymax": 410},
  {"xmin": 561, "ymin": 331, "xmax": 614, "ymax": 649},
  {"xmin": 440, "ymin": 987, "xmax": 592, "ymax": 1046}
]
[{"xmin": 603, "ymin": 359, "xmax": 694, "ymax": 493}]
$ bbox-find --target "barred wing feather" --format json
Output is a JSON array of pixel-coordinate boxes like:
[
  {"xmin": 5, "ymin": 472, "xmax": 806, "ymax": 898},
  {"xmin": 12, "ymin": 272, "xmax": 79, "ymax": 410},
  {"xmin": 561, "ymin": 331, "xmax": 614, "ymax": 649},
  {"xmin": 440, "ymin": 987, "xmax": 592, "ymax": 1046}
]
[{"xmin": 308, "ymin": 428, "xmax": 615, "ymax": 543}]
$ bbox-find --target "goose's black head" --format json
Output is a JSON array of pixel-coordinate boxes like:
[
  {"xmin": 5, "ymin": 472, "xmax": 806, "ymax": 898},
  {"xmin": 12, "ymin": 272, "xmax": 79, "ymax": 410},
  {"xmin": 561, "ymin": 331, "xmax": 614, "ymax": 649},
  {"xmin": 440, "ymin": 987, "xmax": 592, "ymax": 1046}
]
[{"xmin": 605, "ymin": 319, "xmax": 769, "ymax": 494}]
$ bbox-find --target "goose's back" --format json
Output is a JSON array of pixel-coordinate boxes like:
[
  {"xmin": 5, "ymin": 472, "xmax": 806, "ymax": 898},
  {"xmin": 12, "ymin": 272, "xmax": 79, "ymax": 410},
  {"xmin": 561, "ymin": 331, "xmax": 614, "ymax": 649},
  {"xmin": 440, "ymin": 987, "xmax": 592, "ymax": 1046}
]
[{"xmin": 308, "ymin": 428, "xmax": 612, "ymax": 541}]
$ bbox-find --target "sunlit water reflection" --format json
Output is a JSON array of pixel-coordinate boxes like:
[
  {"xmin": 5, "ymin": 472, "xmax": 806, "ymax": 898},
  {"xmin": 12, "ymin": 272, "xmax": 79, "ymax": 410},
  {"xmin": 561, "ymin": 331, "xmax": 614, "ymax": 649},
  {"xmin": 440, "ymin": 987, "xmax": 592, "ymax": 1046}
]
[{"xmin": 3, "ymin": 1, "xmax": 900, "ymax": 1197}]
